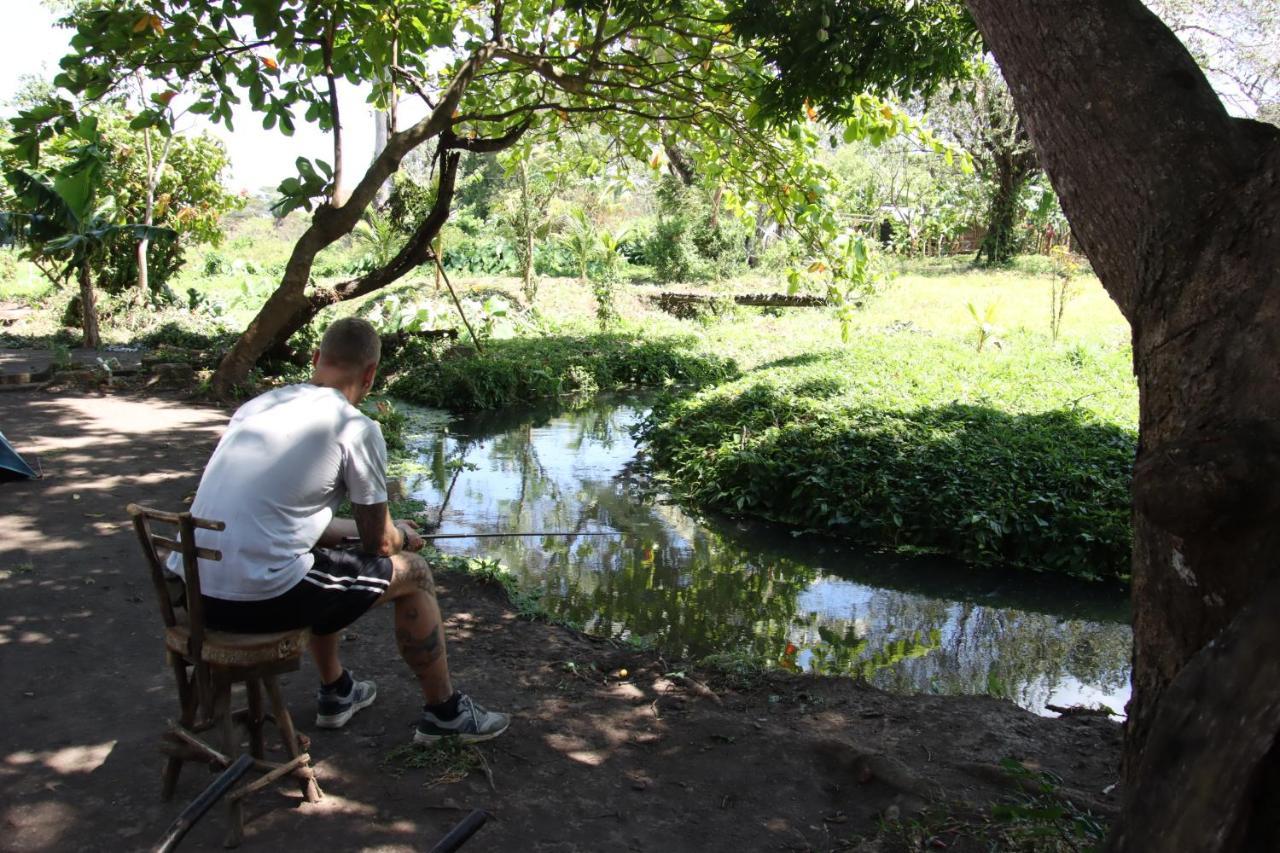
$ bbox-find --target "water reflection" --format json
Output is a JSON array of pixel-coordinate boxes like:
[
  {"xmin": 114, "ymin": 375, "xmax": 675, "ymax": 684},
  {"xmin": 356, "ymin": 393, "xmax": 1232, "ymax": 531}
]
[{"xmin": 400, "ymin": 395, "xmax": 1132, "ymax": 716}]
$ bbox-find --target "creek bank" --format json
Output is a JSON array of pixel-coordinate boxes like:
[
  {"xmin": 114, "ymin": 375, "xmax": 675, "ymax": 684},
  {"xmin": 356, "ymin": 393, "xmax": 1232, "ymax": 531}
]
[
  {"xmin": 0, "ymin": 390, "xmax": 1122, "ymax": 851},
  {"xmin": 382, "ymin": 331, "xmax": 736, "ymax": 411},
  {"xmin": 639, "ymin": 335, "xmax": 1137, "ymax": 582}
]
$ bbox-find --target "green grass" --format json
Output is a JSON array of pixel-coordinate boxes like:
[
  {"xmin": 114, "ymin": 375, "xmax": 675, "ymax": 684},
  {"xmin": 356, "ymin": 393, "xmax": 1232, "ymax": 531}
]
[
  {"xmin": 429, "ymin": 550, "xmax": 582, "ymax": 627},
  {"xmin": 3, "ymin": 226, "xmax": 1139, "ymax": 579},
  {"xmin": 384, "ymin": 332, "xmax": 738, "ymax": 411},
  {"xmin": 640, "ymin": 331, "xmax": 1135, "ymax": 581}
]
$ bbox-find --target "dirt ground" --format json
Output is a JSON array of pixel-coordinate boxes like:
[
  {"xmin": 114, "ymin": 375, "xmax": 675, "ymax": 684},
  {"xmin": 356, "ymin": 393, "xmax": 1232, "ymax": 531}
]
[{"xmin": 0, "ymin": 389, "xmax": 1123, "ymax": 852}]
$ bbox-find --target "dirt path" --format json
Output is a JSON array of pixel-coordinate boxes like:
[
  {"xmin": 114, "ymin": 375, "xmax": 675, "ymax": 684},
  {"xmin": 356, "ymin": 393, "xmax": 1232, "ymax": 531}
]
[{"xmin": 0, "ymin": 390, "xmax": 1122, "ymax": 852}]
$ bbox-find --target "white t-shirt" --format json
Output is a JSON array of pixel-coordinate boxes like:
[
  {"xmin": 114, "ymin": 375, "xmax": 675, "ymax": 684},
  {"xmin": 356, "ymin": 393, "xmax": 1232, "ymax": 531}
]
[{"xmin": 168, "ymin": 384, "xmax": 388, "ymax": 601}]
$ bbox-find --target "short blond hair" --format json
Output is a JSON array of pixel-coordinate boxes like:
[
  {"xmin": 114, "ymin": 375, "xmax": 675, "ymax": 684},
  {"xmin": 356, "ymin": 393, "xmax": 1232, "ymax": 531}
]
[{"xmin": 318, "ymin": 317, "xmax": 381, "ymax": 369}]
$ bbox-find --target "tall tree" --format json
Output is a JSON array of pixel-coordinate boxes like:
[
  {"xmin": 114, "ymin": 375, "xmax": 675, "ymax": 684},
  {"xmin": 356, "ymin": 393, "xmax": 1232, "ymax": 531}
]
[
  {"xmin": 24, "ymin": 0, "xmax": 935, "ymax": 397},
  {"xmin": 735, "ymin": 0, "xmax": 1280, "ymax": 847},
  {"xmin": 928, "ymin": 63, "xmax": 1038, "ymax": 265}
]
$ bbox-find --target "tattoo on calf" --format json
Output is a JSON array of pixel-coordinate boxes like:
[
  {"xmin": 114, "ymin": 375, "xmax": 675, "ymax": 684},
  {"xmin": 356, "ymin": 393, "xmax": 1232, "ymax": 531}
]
[
  {"xmin": 409, "ymin": 562, "xmax": 436, "ymax": 597},
  {"xmin": 395, "ymin": 625, "xmax": 444, "ymax": 673}
]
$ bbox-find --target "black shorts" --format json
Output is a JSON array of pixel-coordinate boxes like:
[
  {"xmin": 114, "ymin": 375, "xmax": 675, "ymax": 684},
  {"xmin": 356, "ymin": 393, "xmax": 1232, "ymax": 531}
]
[{"xmin": 201, "ymin": 547, "xmax": 394, "ymax": 636}]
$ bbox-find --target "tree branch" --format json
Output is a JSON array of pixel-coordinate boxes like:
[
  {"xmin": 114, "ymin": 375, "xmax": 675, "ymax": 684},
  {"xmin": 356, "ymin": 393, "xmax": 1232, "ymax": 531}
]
[
  {"xmin": 446, "ymin": 121, "xmax": 531, "ymax": 153},
  {"xmin": 391, "ymin": 65, "xmax": 437, "ymax": 110},
  {"xmin": 311, "ymin": 122, "xmax": 528, "ymax": 307},
  {"xmin": 493, "ymin": 48, "xmax": 590, "ymax": 93}
]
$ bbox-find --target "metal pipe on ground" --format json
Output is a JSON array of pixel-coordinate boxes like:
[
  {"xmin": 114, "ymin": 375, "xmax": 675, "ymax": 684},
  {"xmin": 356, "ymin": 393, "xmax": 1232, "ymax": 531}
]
[
  {"xmin": 154, "ymin": 753, "xmax": 255, "ymax": 853},
  {"xmin": 429, "ymin": 809, "xmax": 491, "ymax": 853}
]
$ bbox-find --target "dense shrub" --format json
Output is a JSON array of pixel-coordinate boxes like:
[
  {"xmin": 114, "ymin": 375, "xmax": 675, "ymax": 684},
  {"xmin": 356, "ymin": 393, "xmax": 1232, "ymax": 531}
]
[
  {"xmin": 443, "ymin": 234, "xmax": 517, "ymax": 276},
  {"xmin": 640, "ymin": 176, "xmax": 749, "ymax": 284},
  {"xmin": 136, "ymin": 321, "xmax": 238, "ymax": 350},
  {"xmin": 640, "ymin": 338, "xmax": 1136, "ymax": 581},
  {"xmin": 387, "ymin": 333, "xmax": 738, "ymax": 411}
]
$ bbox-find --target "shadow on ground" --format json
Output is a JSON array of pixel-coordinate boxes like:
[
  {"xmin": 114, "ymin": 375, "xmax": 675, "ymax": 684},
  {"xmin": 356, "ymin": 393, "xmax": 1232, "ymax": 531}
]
[{"xmin": 0, "ymin": 391, "xmax": 1122, "ymax": 852}]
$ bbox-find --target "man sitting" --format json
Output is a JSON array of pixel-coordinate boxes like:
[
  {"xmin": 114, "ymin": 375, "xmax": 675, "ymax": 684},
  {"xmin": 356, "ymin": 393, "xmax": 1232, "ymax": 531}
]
[{"xmin": 169, "ymin": 317, "xmax": 508, "ymax": 743}]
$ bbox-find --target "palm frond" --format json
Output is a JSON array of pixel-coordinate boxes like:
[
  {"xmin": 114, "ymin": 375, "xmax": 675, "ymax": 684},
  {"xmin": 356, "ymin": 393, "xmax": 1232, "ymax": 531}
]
[{"xmin": 5, "ymin": 169, "xmax": 78, "ymax": 231}]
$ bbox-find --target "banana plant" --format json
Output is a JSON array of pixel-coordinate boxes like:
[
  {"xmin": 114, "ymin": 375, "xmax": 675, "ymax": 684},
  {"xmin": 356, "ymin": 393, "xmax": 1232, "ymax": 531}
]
[
  {"xmin": 561, "ymin": 207, "xmax": 599, "ymax": 285},
  {"xmin": 2, "ymin": 164, "xmax": 173, "ymax": 350}
]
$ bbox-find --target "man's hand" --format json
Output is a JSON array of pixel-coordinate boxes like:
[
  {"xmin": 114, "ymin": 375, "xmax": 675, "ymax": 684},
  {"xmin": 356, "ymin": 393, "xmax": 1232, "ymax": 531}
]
[{"xmin": 395, "ymin": 519, "xmax": 425, "ymax": 551}]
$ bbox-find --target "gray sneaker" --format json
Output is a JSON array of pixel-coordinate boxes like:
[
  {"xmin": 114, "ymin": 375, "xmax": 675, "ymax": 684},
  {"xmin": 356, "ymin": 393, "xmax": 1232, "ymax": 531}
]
[
  {"xmin": 414, "ymin": 694, "xmax": 510, "ymax": 744},
  {"xmin": 315, "ymin": 672, "xmax": 377, "ymax": 729}
]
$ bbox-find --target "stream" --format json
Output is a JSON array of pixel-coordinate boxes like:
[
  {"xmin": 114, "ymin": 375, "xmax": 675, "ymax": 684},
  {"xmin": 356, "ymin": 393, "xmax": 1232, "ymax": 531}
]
[{"xmin": 396, "ymin": 393, "xmax": 1132, "ymax": 717}]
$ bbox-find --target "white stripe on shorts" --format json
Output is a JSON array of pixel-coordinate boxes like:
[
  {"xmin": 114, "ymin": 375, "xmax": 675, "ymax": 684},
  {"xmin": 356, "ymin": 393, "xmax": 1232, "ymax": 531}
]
[{"xmin": 306, "ymin": 569, "xmax": 389, "ymax": 588}]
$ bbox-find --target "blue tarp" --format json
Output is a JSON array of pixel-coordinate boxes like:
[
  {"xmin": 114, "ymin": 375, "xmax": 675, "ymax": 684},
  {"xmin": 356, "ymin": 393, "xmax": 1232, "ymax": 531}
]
[{"xmin": 0, "ymin": 431, "xmax": 37, "ymax": 481}]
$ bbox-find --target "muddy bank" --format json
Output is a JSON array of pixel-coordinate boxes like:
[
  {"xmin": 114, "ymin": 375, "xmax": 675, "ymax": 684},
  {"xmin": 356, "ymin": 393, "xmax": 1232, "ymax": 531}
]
[{"xmin": 0, "ymin": 391, "xmax": 1121, "ymax": 851}]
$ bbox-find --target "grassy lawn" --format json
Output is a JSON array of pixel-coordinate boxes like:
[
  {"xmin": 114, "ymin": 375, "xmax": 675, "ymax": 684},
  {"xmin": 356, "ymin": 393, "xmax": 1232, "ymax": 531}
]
[{"xmin": 2, "ymin": 239, "xmax": 1137, "ymax": 579}]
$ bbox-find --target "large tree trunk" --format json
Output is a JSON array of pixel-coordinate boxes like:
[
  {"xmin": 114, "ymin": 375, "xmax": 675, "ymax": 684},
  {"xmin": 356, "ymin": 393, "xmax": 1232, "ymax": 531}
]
[
  {"xmin": 77, "ymin": 261, "xmax": 100, "ymax": 351},
  {"xmin": 965, "ymin": 0, "xmax": 1280, "ymax": 848}
]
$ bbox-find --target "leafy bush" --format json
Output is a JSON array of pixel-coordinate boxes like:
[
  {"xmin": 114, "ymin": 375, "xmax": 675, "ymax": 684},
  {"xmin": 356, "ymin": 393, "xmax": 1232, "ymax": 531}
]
[
  {"xmin": 137, "ymin": 321, "xmax": 237, "ymax": 351},
  {"xmin": 640, "ymin": 338, "xmax": 1136, "ymax": 580},
  {"xmin": 640, "ymin": 176, "xmax": 749, "ymax": 284},
  {"xmin": 387, "ymin": 333, "xmax": 738, "ymax": 411},
  {"xmin": 442, "ymin": 234, "xmax": 516, "ymax": 276},
  {"xmin": 533, "ymin": 240, "xmax": 578, "ymax": 278},
  {"xmin": 362, "ymin": 397, "xmax": 408, "ymax": 452}
]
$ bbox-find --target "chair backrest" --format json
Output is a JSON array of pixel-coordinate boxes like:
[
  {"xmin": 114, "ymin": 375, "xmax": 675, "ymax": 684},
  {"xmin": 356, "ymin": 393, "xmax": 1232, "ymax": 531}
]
[{"xmin": 127, "ymin": 503, "xmax": 225, "ymax": 661}]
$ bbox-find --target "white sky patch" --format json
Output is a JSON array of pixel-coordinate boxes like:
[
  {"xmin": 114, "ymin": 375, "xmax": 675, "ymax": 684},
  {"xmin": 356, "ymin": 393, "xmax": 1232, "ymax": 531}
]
[{"xmin": 2, "ymin": 1, "xmax": 391, "ymax": 192}]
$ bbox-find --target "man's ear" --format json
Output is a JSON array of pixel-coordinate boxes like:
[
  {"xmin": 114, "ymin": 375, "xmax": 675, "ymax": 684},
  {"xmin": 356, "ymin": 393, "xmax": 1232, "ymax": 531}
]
[
  {"xmin": 311, "ymin": 350, "xmax": 321, "ymax": 368},
  {"xmin": 362, "ymin": 362, "xmax": 377, "ymax": 390}
]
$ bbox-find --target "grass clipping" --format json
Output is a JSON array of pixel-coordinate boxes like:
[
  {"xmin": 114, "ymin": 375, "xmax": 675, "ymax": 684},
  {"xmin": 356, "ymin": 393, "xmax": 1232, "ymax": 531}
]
[{"xmin": 383, "ymin": 739, "xmax": 495, "ymax": 791}]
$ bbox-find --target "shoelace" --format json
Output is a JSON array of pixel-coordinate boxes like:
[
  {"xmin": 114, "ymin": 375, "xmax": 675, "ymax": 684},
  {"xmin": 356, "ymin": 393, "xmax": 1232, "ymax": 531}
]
[{"xmin": 456, "ymin": 695, "xmax": 477, "ymax": 727}]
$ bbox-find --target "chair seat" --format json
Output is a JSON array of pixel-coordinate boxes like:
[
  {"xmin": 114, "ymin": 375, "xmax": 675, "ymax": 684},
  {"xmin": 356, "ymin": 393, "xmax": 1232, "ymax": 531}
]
[{"xmin": 165, "ymin": 624, "xmax": 309, "ymax": 668}]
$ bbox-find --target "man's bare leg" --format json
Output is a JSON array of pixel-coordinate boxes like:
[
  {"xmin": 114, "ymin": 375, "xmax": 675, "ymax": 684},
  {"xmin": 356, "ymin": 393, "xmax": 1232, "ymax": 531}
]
[
  {"xmin": 309, "ymin": 633, "xmax": 344, "ymax": 685},
  {"xmin": 377, "ymin": 552, "xmax": 454, "ymax": 705}
]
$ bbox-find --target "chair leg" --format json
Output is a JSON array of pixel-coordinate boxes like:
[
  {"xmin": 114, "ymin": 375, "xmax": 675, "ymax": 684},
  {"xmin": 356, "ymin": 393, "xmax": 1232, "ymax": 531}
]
[
  {"xmin": 263, "ymin": 675, "xmax": 322, "ymax": 803},
  {"xmin": 245, "ymin": 679, "xmax": 267, "ymax": 761},
  {"xmin": 212, "ymin": 675, "xmax": 245, "ymax": 848},
  {"xmin": 162, "ymin": 657, "xmax": 197, "ymax": 801}
]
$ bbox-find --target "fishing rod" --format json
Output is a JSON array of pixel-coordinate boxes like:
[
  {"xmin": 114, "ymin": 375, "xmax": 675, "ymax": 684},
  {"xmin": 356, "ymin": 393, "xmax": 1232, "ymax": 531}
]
[
  {"xmin": 342, "ymin": 531, "xmax": 623, "ymax": 544},
  {"xmin": 422, "ymin": 531, "xmax": 622, "ymax": 540}
]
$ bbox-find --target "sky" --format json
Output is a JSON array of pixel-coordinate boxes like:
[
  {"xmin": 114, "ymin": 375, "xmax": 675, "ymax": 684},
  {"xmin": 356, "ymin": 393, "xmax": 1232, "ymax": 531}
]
[{"xmin": 3, "ymin": 1, "xmax": 384, "ymax": 193}]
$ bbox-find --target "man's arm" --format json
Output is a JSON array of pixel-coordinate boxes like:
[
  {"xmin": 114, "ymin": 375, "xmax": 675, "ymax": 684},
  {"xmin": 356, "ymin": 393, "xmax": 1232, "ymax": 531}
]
[
  {"xmin": 350, "ymin": 502, "xmax": 424, "ymax": 556},
  {"xmin": 315, "ymin": 517, "xmax": 360, "ymax": 549}
]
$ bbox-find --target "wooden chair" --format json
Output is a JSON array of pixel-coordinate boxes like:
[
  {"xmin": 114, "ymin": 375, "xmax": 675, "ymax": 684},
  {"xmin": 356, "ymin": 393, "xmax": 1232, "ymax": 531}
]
[{"xmin": 128, "ymin": 504, "xmax": 323, "ymax": 847}]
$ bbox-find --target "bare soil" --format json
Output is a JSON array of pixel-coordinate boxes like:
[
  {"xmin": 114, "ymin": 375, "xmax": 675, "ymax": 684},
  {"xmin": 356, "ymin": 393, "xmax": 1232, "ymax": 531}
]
[{"xmin": 0, "ymin": 390, "xmax": 1122, "ymax": 852}]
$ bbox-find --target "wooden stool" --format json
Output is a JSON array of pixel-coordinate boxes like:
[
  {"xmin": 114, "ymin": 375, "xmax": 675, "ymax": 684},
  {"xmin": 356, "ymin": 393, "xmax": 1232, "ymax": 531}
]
[{"xmin": 129, "ymin": 504, "xmax": 323, "ymax": 847}]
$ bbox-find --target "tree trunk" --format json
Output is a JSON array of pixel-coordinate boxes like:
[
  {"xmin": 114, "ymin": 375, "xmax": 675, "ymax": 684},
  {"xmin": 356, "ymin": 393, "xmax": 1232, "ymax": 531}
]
[
  {"xmin": 135, "ymin": 237, "xmax": 150, "ymax": 293},
  {"xmin": 965, "ymin": 0, "xmax": 1280, "ymax": 848},
  {"xmin": 78, "ymin": 260, "xmax": 100, "ymax": 351},
  {"xmin": 521, "ymin": 231, "xmax": 536, "ymax": 303},
  {"xmin": 239, "ymin": 149, "xmax": 467, "ymax": 375},
  {"xmin": 975, "ymin": 163, "xmax": 1027, "ymax": 266}
]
